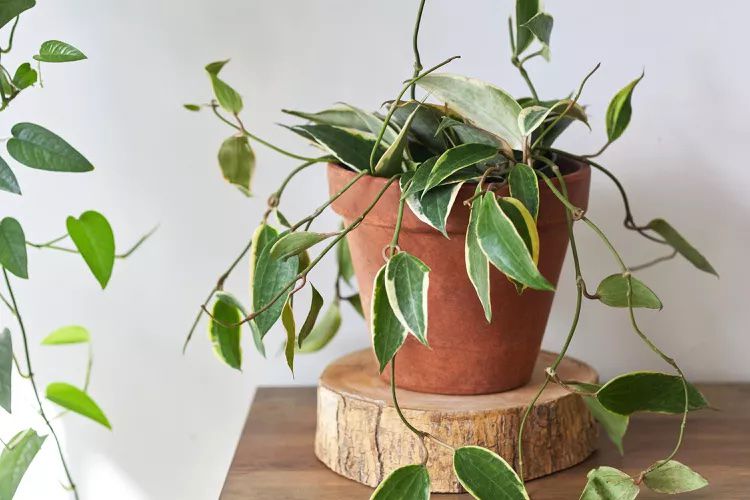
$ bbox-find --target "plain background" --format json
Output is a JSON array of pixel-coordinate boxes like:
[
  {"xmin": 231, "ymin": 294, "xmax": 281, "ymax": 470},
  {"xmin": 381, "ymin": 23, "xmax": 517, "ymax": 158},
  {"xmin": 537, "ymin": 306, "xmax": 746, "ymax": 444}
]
[{"xmin": 2, "ymin": 0, "xmax": 748, "ymax": 498}]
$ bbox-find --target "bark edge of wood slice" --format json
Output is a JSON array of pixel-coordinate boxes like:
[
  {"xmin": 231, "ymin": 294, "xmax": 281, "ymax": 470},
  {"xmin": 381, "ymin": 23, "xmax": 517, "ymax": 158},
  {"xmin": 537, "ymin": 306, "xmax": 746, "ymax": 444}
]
[{"xmin": 314, "ymin": 349, "xmax": 599, "ymax": 493}]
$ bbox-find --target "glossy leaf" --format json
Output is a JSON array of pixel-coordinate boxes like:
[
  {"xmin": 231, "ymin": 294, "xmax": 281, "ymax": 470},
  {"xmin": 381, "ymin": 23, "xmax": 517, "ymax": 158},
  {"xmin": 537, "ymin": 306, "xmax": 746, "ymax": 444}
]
[
  {"xmin": 0, "ymin": 429, "xmax": 46, "ymax": 499},
  {"xmin": 218, "ymin": 135, "xmax": 254, "ymax": 195},
  {"xmin": 0, "ymin": 156, "xmax": 21, "ymax": 194},
  {"xmin": 67, "ymin": 211, "xmax": 115, "ymax": 288},
  {"xmin": 292, "ymin": 124, "xmax": 383, "ymax": 172},
  {"xmin": 518, "ymin": 105, "xmax": 552, "ymax": 136},
  {"xmin": 270, "ymin": 231, "xmax": 334, "ymax": 261},
  {"xmin": 606, "ymin": 73, "xmax": 644, "ymax": 142},
  {"xmin": 401, "ymin": 156, "xmax": 437, "ymax": 198},
  {"xmin": 371, "ymin": 265, "xmax": 408, "ymax": 372},
  {"xmin": 209, "ymin": 297, "xmax": 242, "ymax": 370},
  {"xmin": 46, "ymin": 382, "xmax": 111, "ymax": 429},
  {"xmin": 0, "ymin": 217, "xmax": 28, "ymax": 279},
  {"xmin": 248, "ymin": 225, "xmax": 278, "ymax": 356},
  {"xmin": 497, "ymin": 197, "xmax": 539, "ymax": 265},
  {"xmin": 373, "ymin": 105, "xmax": 419, "ymax": 176},
  {"xmin": 283, "ymin": 106, "xmax": 371, "ymax": 132},
  {"xmin": 515, "ymin": 0, "xmax": 540, "ymax": 55},
  {"xmin": 417, "ymin": 73, "xmax": 523, "ymax": 149},
  {"xmin": 370, "ymin": 464, "xmax": 430, "ymax": 500},
  {"xmin": 453, "ymin": 446, "xmax": 528, "ymax": 499},
  {"xmin": 572, "ymin": 382, "xmax": 629, "ymax": 454},
  {"xmin": 391, "ymin": 101, "xmax": 450, "ymax": 155},
  {"xmin": 385, "ymin": 252, "xmax": 430, "ymax": 345},
  {"xmin": 251, "ymin": 232, "xmax": 299, "ymax": 338},
  {"xmin": 7, "ymin": 122, "xmax": 93, "ymax": 172},
  {"xmin": 579, "ymin": 466, "xmax": 639, "ymax": 500},
  {"xmin": 523, "ymin": 12, "xmax": 553, "ymax": 56},
  {"xmin": 0, "ymin": 328, "xmax": 11, "ymax": 413},
  {"xmin": 508, "ymin": 163, "xmax": 539, "ymax": 219},
  {"xmin": 34, "ymin": 40, "xmax": 86, "ymax": 63},
  {"xmin": 645, "ymin": 219, "xmax": 717, "ymax": 276},
  {"xmin": 466, "ymin": 192, "xmax": 492, "ymax": 322},
  {"xmin": 336, "ymin": 232, "xmax": 355, "ymax": 284},
  {"xmin": 477, "ymin": 193, "xmax": 553, "ymax": 291},
  {"xmin": 281, "ymin": 299, "xmax": 296, "ymax": 375},
  {"xmin": 0, "ymin": 0, "xmax": 34, "ymax": 30},
  {"xmin": 205, "ymin": 60, "xmax": 243, "ymax": 114},
  {"xmin": 12, "ymin": 62, "xmax": 37, "ymax": 89},
  {"xmin": 643, "ymin": 460, "xmax": 708, "ymax": 494},
  {"xmin": 341, "ymin": 103, "xmax": 398, "ymax": 144},
  {"xmin": 298, "ymin": 285, "xmax": 324, "ymax": 347},
  {"xmin": 597, "ymin": 372, "xmax": 708, "ymax": 415},
  {"xmin": 401, "ymin": 174, "xmax": 464, "ymax": 238},
  {"xmin": 298, "ymin": 301, "xmax": 342, "ymax": 353},
  {"xmin": 596, "ymin": 274, "xmax": 662, "ymax": 309},
  {"xmin": 423, "ymin": 143, "xmax": 498, "ymax": 193},
  {"xmin": 41, "ymin": 325, "xmax": 90, "ymax": 345}
]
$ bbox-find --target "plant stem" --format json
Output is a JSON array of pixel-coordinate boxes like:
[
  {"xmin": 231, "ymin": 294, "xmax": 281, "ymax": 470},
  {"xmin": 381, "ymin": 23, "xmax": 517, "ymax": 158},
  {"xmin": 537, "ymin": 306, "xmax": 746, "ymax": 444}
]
[
  {"xmin": 0, "ymin": 16, "xmax": 20, "ymax": 53},
  {"xmin": 512, "ymin": 58, "xmax": 539, "ymax": 102},
  {"xmin": 290, "ymin": 170, "xmax": 368, "ymax": 231},
  {"xmin": 583, "ymin": 139, "xmax": 612, "ymax": 159},
  {"xmin": 629, "ymin": 250, "xmax": 678, "ymax": 272},
  {"xmin": 387, "ymin": 197, "xmax": 406, "ymax": 256},
  {"xmin": 2, "ymin": 270, "xmax": 79, "ymax": 500},
  {"xmin": 410, "ymin": 0, "xmax": 427, "ymax": 100}
]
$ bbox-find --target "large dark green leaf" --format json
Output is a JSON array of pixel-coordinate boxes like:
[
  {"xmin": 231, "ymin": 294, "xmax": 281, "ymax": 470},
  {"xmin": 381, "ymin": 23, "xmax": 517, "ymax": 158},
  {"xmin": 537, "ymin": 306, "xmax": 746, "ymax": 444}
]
[
  {"xmin": 0, "ymin": 328, "xmax": 11, "ymax": 413},
  {"xmin": 7, "ymin": 122, "xmax": 93, "ymax": 172},
  {"xmin": 401, "ymin": 174, "xmax": 464, "ymax": 238},
  {"xmin": 248, "ymin": 224, "xmax": 279, "ymax": 356},
  {"xmin": 371, "ymin": 464, "xmax": 430, "ymax": 500},
  {"xmin": 572, "ymin": 382, "xmax": 629, "ymax": 455},
  {"xmin": 515, "ymin": 0, "xmax": 540, "ymax": 55},
  {"xmin": 597, "ymin": 372, "xmax": 708, "ymax": 415},
  {"xmin": 298, "ymin": 301, "xmax": 341, "ymax": 353},
  {"xmin": 251, "ymin": 231, "xmax": 299, "ymax": 338},
  {"xmin": 0, "ymin": 429, "xmax": 46, "ymax": 499},
  {"xmin": 453, "ymin": 446, "xmax": 528, "ymax": 499},
  {"xmin": 270, "ymin": 231, "xmax": 334, "ymax": 261},
  {"xmin": 41, "ymin": 325, "xmax": 90, "ymax": 345},
  {"xmin": 67, "ymin": 211, "xmax": 115, "ymax": 288},
  {"xmin": 281, "ymin": 299, "xmax": 296, "ymax": 375},
  {"xmin": 33, "ymin": 40, "xmax": 86, "ymax": 63},
  {"xmin": 292, "ymin": 124, "xmax": 383, "ymax": 172},
  {"xmin": 522, "ymin": 12, "xmax": 553, "ymax": 57},
  {"xmin": 12, "ymin": 62, "xmax": 37, "ymax": 89},
  {"xmin": 596, "ymin": 274, "xmax": 662, "ymax": 309},
  {"xmin": 645, "ymin": 219, "xmax": 716, "ymax": 276},
  {"xmin": 643, "ymin": 460, "xmax": 708, "ymax": 494},
  {"xmin": 385, "ymin": 252, "xmax": 430, "ymax": 346},
  {"xmin": 606, "ymin": 73, "xmax": 644, "ymax": 142},
  {"xmin": 374, "ymin": 105, "xmax": 419, "ymax": 176},
  {"xmin": 0, "ymin": 0, "xmax": 34, "ymax": 30},
  {"xmin": 209, "ymin": 297, "xmax": 242, "ymax": 370},
  {"xmin": 466, "ymin": 192, "xmax": 492, "ymax": 322},
  {"xmin": 508, "ymin": 163, "xmax": 539, "ymax": 220},
  {"xmin": 579, "ymin": 466, "xmax": 639, "ymax": 500},
  {"xmin": 46, "ymin": 382, "xmax": 111, "ymax": 429},
  {"xmin": 218, "ymin": 135, "xmax": 254, "ymax": 195},
  {"xmin": 205, "ymin": 60, "xmax": 243, "ymax": 114},
  {"xmin": 423, "ymin": 143, "xmax": 497, "ymax": 193},
  {"xmin": 371, "ymin": 265, "xmax": 408, "ymax": 372},
  {"xmin": 297, "ymin": 285, "xmax": 324, "ymax": 347},
  {"xmin": 0, "ymin": 217, "xmax": 28, "ymax": 279},
  {"xmin": 0, "ymin": 156, "xmax": 21, "ymax": 194}
]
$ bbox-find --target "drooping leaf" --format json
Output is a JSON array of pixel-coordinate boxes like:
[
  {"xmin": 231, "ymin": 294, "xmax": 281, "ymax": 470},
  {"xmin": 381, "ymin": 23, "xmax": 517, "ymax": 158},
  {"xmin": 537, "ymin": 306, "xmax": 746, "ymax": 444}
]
[
  {"xmin": 596, "ymin": 274, "xmax": 662, "ymax": 309},
  {"xmin": 66, "ymin": 211, "xmax": 115, "ymax": 288},
  {"xmin": 0, "ymin": 328, "xmax": 11, "ymax": 413},
  {"xmin": 251, "ymin": 232, "xmax": 299, "ymax": 338},
  {"xmin": 417, "ymin": 73, "xmax": 523, "ymax": 149},
  {"xmin": 645, "ymin": 219, "xmax": 717, "ymax": 276},
  {"xmin": 248, "ymin": 224, "xmax": 278, "ymax": 356},
  {"xmin": 476, "ymin": 193, "xmax": 553, "ymax": 291},
  {"xmin": 508, "ymin": 163, "xmax": 539, "ymax": 219},
  {"xmin": 371, "ymin": 265, "xmax": 408, "ymax": 372},
  {"xmin": 344, "ymin": 293, "xmax": 364, "ymax": 317},
  {"xmin": 12, "ymin": 62, "xmax": 37, "ymax": 89},
  {"xmin": 0, "ymin": 217, "xmax": 28, "ymax": 279},
  {"xmin": 423, "ymin": 143, "xmax": 498, "ymax": 193},
  {"xmin": 270, "ymin": 231, "xmax": 334, "ymax": 261},
  {"xmin": 466, "ymin": 191, "xmax": 492, "ymax": 322},
  {"xmin": 643, "ymin": 460, "xmax": 708, "ymax": 494},
  {"xmin": 292, "ymin": 124, "xmax": 383, "ymax": 172},
  {"xmin": 606, "ymin": 73, "xmax": 644, "ymax": 142},
  {"xmin": 282, "ymin": 106, "xmax": 372, "ymax": 132},
  {"xmin": 205, "ymin": 60, "xmax": 243, "ymax": 114},
  {"xmin": 33, "ymin": 40, "xmax": 86, "ymax": 63},
  {"xmin": 297, "ymin": 285, "xmax": 324, "ymax": 347},
  {"xmin": 0, "ymin": 156, "xmax": 21, "ymax": 194},
  {"xmin": 384, "ymin": 252, "xmax": 430, "ymax": 346},
  {"xmin": 41, "ymin": 325, "xmax": 90, "ymax": 345},
  {"xmin": 518, "ymin": 105, "xmax": 552, "ymax": 136},
  {"xmin": 0, "ymin": 0, "xmax": 34, "ymax": 31},
  {"xmin": 497, "ymin": 197, "xmax": 539, "ymax": 264},
  {"xmin": 218, "ymin": 135, "xmax": 254, "ymax": 195},
  {"xmin": 298, "ymin": 301, "xmax": 342, "ymax": 353},
  {"xmin": 370, "ymin": 464, "xmax": 430, "ymax": 500},
  {"xmin": 209, "ymin": 297, "xmax": 242, "ymax": 370},
  {"xmin": 401, "ymin": 175, "xmax": 464, "ymax": 238},
  {"xmin": 579, "ymin": 466, "xmax": 639, "ymax": 500},
  {"xmin": 45, "ymin": 382, "xmax": 111, "ymax": 429},
  {"xmin": 515, "ymin": 0, "xmax": 541, "ymax": 55},
  {"xmin": 281, "ymin": 299, "xmax": 296, "ymax": 375},
  {"xmin": 597, "ymin": 372, "xmax": 709, "ymax": 415},
  {"xmin": 374, "ymin": 105, "xmax": 420, "ymax": 176},
  {"xmin": 0, "ymin": 429, "xmax": 46, "ymax": 499},
  {"xmin": 453, "ymin": 446, "xmax": 528, "ymax": 500},
  {"xmin": 336, "ymin": 232, "xmax": 355, "ymax": 284},
  {"xmin": 7, "ymin": 122, "xmax": 94, "ymax": 172},
  {"xmin": 340, "ymin": 103, "xmax": 398, "ymax": 145},
  {"xmin": 523, "ymin": 12, "xmax": 553, "ymax": 56},
  {"xmin": 571, "ymin": 382, "xmax": 629, "ymax": 455}
]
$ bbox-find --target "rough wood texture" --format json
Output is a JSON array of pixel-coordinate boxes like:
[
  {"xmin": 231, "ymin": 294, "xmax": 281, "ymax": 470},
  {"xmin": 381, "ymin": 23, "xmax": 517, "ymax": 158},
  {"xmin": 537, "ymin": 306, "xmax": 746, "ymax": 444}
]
[
  {"xmin": 221, "ymin": 384, "xmax": 750, "ymax": 499},
  {"xmin": 314, "ymin": 349, "xmax": 598, "ymax": 493}
]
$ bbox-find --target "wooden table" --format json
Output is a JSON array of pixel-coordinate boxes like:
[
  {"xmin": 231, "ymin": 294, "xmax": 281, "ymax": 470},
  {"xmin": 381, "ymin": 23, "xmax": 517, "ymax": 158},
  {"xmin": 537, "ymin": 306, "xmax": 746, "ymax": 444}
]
[{"xmin": 220, "ymin": 384, "xmax": 749, "ymax": 499}]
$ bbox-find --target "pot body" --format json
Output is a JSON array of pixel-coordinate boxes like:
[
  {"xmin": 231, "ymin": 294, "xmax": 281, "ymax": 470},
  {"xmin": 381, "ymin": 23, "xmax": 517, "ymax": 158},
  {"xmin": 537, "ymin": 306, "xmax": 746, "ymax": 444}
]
[{"xmin": 328, "ymin": 160, "xmax": 590, "ymax": 395}]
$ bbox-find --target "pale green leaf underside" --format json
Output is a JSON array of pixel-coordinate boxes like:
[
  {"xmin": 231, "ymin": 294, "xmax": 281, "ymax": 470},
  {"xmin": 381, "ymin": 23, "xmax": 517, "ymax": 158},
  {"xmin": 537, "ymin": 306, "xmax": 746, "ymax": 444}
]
[
  {"xmin": 0, "ymin": 428, "xmax": 46, "ymax": 499},
  {"xmin": 579, "ymin": 466, "xmax": 639, "ymax": 500},
  {"xmin": 643, "ymin": 460, "xmax": 708, "ymax": 494},
  {"xmin": 218, "ymin": 135, "xmax": 254, "ymax": 195},
  {"xmin": 645, "ymin": 218, "xmax": 717, "ymax": 276},
  {"xmin": 596, "ymin": 274, "xmax": 662, "ymax": 309}
]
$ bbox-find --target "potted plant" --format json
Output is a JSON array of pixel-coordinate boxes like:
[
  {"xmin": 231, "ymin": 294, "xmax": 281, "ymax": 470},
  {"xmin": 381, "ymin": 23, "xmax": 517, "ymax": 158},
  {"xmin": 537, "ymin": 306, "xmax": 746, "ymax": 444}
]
[{"xmin": 185, "ymin": 0, "xmax": 716, "ymax": 497}]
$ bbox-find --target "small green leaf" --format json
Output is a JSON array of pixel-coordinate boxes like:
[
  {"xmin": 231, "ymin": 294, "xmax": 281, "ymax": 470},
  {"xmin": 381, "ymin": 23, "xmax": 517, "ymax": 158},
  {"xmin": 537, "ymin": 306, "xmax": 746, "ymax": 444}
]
[
  {"xmin": 0, "ymin": 429, "xmax": 46, "ymax": 499},
  {"xmin": 183, "ymin": 104, "xmax": 201, "ymax": 111},
  {"xmin": 401, "ymin": 174, "xmax": 464, "ymax": 238},
  {"xmin": 371, "ymin": 464, "xmax": 430, "ymax": 500},
  {"xmin": 218, "ymin": 135, "xmax": 254, "ymax": 195},
  {"xmin": 515, "ymin": 0, "xmax": 541, "ymax": 55},
  {"xmin": 298, "ymin": 285, "xmax": 324, "ymax": 347},
  {"xmin": 33, "ymin": 40, "xmax": 86, "ymax": 63},
  {"xmin": 373, "ymin": 105, "xmax": 420, "ymax": 176},
  {"xmin": 643, "ymin": 460, "xmax": 708, "ymax": 494},
  {"xmin": 371, "ymin": 265, "xmax": 408, "ymax": 372},
  {"xmin": 298, "ymin": 301, "xmax": 342, "ymax": 353},
  {"xmin": 7, "ymin": 122, "xmax": 94, "ymax": 172},
  {"xmin": 606, "ymin": 72, "xmax": 644, "ymax": 142},
  {"xmin": 344, "ymin": 293, "xmax": 364, "ymax": 317},
  {"xmin": 281, "ymin": 299, "xmax": 296, "ymax": 375},
  {"xmin": 453, "ymin": 446, "xmax": 529, "ymax": 500},
  {"xmin": 645, "ymin": 219, "xmax": 717, "ymax": 276},
  {"xmin": 12, "ymin": 62, "xmax": 37, "ymax": 89},
  {"xmin": 209, "ymin": 297, "xmax": 242, "ymax": 370},
  {"xmin": 66, "ymin": 211, "xmax": 115, "ymax": 288},
  {"xmin": 596, "ymin": 274, "xmax": 662, "ymax": 309},
  {"xmin": 205, "ymin": 60, "xmax": 243, "ymax": 113},
  {"xmin": 0, "ymin": 0, "xmax": 34, "ymax": 30},
  {"xmin": 0, "ymin": 217, "xmax": 28, "ymax": 279},
  {"xmin": 0, "ymin": 156, "xmax": 21, "ymax": 195},
  {"xmin": 597, "ymin": 372, "xmax": 709, "ymax": 415},
  {"xmin": 46, "ymin": 382, "xmax": 111, "ymax": 429},
  {"xmin": 292, "ymin": 124, "xmax": 383, "ymax": 172},
  {"xmin": 579, "ymin": 466, "xmax": 639, "ymax": 500},
  {"xmin": 283, "ymin": 106, "xmax": 372, "ymax": 132},
  {"xmin": 517, "ymin": 105, "xmax": 552, "ymax": 136},
  {"xmin": 270, "ymin": 231, "xmax": 334, "ymax": 261},
  {"xmin": 41, "ymin": 325, "xmax": 90, "ymax": 345},
  {"xmin": 466, "ymin": 191, "xmax": 492, "ymax": 322},
  {"xmin": 385, "ymin": 252, "xmax": 430, "ymax": 346},
  {"xmin": 423, "ymin": 143, "xmax": 498, "ymax": 193},
  {"xmin": 522, "ymin": 12, "xmax": 553, "ymax": 56},
  {"xmin": 0, "ymin": 328, "xmax": 12, "ymax": 413},
  {"xmin": 336, "ymin": 231, "xmax": 355, "ymax": 284},
  {"xmin": 251, "ymin": 231, "xmax": 299, "ymax": 338},
  {"xmin": 571, "ymin": 382, "xmax": 629, "ymax": 455},
  {"xmin": 508, "ymin": 163, "xmax": 539, "ymax": 220}
]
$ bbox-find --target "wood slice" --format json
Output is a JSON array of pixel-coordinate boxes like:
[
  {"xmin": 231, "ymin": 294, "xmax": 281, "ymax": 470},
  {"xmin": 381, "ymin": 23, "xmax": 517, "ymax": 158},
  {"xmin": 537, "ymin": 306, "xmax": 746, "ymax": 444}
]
[{"xmin": 315, "ymin": 349, "xmax": 598, "ymax": 493}]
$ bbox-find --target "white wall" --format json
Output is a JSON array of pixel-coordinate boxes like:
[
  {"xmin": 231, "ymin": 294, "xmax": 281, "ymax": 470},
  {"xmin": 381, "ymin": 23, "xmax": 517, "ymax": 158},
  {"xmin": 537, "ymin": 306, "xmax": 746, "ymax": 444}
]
[{"xmin": 2, "ymin": 0, "xmax": 748, "ymax": 498}]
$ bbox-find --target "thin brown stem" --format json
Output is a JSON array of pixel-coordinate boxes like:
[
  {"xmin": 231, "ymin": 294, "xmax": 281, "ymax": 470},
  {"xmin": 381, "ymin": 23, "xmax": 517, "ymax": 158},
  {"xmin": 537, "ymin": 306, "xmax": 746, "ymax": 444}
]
[{"xmin": 629, "ymin": 250, "xmax": 678, "ymax": 272}]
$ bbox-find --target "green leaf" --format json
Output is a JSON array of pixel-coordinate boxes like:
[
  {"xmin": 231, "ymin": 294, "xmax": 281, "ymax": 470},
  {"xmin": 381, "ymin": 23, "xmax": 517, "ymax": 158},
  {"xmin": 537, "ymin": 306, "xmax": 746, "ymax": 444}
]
[
  {"xmin": 0, "ymin": 328, "xmax": 11, "ymax": 413},
  {"xmin": 0, "ymin": 156, "xmax": 21, "ymax": 194},
  {"xmin": 218, "ymin": 135, "xmax": 254, "ymax": 196},
  {"xmin": 33, "ymin": 40, "xmax": 86, "ymax": 63},
  {"xmin": 270, "ymin": 231, "xmax": 334, "ymax": 261},
  {"xmin": 643, "ymin": 460, "xmax": 708, "ymax": 494},
  {"xmin": 645, "ymin": 219, "xmax": 717, "ymax": 276},
  {"xmin": 12, "ymin": 62, "xmax": 37, "ymax": 89},
  {"xmin": 496, "ymin": 196, "xmax": 540, "ymax": 266},
  {"xmin": 0, "ymin": 217, "xmax": 28, "ymax": 279},
  {"xmin": 183, "ymin": 104, "xmax": 201, "ymax": 111},
  {"xmin": 579, "ymin": 466, "xmax": 639, "ymax": 500},
  {"xmin": 292, "ymin": 124, "xmax": 383, "ymax": 172},
  {"xmin": 283, "ymin": 106, "xmax": 372, "ymax": 132},
  {"xmin": 385, "ymin": 252, "xmax": 430, "ymax": 345},
  {"xmin": 391, "ymin": 102, "xmax": 450, "ymax": 155},
  {"xmin": 281, "ymin": 299, "xmax": 296, "ymax": 375},
  {"xmin": 476, "ymin": 193, "xmax": 553, "ymax": 291},
  {"xmin": 523, "ymin": 12, "xmax": 553, "ymax": 56},
  {"xmin": 508, "ymin": 163, "xmax": 539, "ymax": 220},
  {"xmin": 373, "ymin": 105, "xmax": 420, "ymax": 176},
  {"xmin": 606, "ymin": 72, "xmax": 644, "ymax": 142},
  {"xmin": 401, "ymin": 156, "xmax": 437, "ymax": 198},
  {"xmin": 515, "ymin": 0, "xmax": 541, "ymax": 55},
  {"xmin": 437, "ymin": 117, "xmax": 507, "ymax": 150},
  {"xmin": 571, "ymin": 382, "xmax": 629, "ymax": 454},
  {"xmin": 371, "ymin": 265, "xmax": 408, "ymax": 372},
  {"xmin": 453, "ymin": 446, "xmax": 528, "ymax": 500},
  {"xmin": 336, "ymin": 232, "xmax": 355, "ymax": 284},
  {"xmin": 0, "ymin": 0, "xmax": 34, "ymax": 30},
  {"xmin": 7, "ymin": 122, "xmax": 93, "ymax": 172},
  {"xmin": 596, "ymin": 274, "xmax": 662, "ymax": 309},
  {"xmin": 517, "ymin": 105, "xmax": 552, "ymax": 136},
  {"xmin": 248, "ymin": 224, "xmax": 279, "ymax": 356},
  {"xmin": 423, "ymin": 143, "xmax": 498, "ymax": 193},
  {"xmin": 344, "ymin": 293, "xmax": 364, "ymax": 317},
  {"xmin": 41, "ymin": 325, "xmax": 90, "ymax": 345},
  {"xmin": 205, "ymin": 60, "xmax": 243, "ymax": 114},
  {"xmin": 0, "ymin": 429, "xmax": 46, "ymax": 499},
  {"xmin": 66, "ymin": 211, "xmax": 115, "ymax": 288},
  {"xmin": 371, "ymin": 464, "xmax": 430, "ymax": 500},
  {"xmin": 417, "ymin": 73, "xmax": 523, "ymax": 149},
  {"xmin": 597, "ymin": 372, "xmax": 709, "ymax": 415},
  {"xmin": 251, "ymin": 232, "xmax": 299, "ymax": 338},
  {"xmin": 46, "ymin": 382, "xmax": 111, "ymax": 429},
  {"xmin": 401, "ymin": 174, "xmax": 464, "ymax": 238},
  {"xmin": 466, "ymin": 192, "xmax": 492, "ymax": 322},
  {"xmin": 340, "ymin": 103, "xmax": 398, "ymax": 145},
  {"xmin": 208, "ymin": 298, "xmax": 242, "ymax": 370},
  {"xmin": 297, "ymin": 285, "xmax": 324, "ymax": 347},
  {"xmin": 298, "ymin": 301, "xmax": 342, "ymax": 353}
]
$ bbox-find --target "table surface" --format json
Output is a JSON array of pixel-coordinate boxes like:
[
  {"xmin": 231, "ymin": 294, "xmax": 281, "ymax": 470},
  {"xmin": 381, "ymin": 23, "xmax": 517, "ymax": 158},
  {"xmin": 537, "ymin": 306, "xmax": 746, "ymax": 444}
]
[{"xmin": 220, "ymin": 384, "xmax": 749, "ymax": 499}]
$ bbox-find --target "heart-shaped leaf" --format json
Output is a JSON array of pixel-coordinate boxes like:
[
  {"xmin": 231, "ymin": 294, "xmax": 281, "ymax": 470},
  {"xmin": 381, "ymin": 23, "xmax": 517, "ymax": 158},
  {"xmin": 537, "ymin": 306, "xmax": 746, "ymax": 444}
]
[
  {"xmin": 12, "ymin": 62, "xmax": 37, "ymax": 89},
  {"xmin": 515, "ymin": 0, "xmax": 541, "ymax": 56},
  {"xmin": 385, "ymin": 252, "xmax": 430, "ymax": 346},
  {"xmin": 41, "ymin": 325, "xmax": 90, "ymax": 345},
  {"xmin": 205, "ymin": 60, "xmax": 243, "ymax": 114},
  {"xmin": 7, "ymin": 122, "xmax": 93, "ymax": 172},
  {"xmin": 466, "ymin": 191, "xmax": 492, "ymax": 322},
  {"xmin": 606, "ymin": 72, "xmax": 644, "ymax": 142},
  {"xmin": 0, "ymin": 217, "xmax": 28, "ymax": 279},
  {"xmin": 209, "ymin": 297, "xmax": 242, "ymax": 370},
  {"xmin": 218, "ymin": 135, "xmax": 254, "ymax": 195},
  {"xmin": 0, "ymin": 429, "xmax": 46, "ymax": 499},
  {"xmin": 371, "ymin": 265, "xmax": 408, "ymax": 372},
  {"xmin": 251, "ymin": 231, "xmax": 299, "ymax": 338},
  {"xmin": 645, "ymin": 219, "xmax": 717, "ymax": 276},
  {"xmin": 297, "ymin": 285, "xmax": 324, "ymax": 347},
  {"xmin": 0, "ymin": 156, "xmax": 21, "ymax": 194},
  {"xmin": 453, "ymin": 446, "xmax": 529, "ymax": 499},
  {"xmin": 596, "ymin": 274, "xmax": 662, "ymax": 309},
  {"xmin": 423, "ymin": 143, "xmax": 498, "ymax": 193},
  {"xmin": 46, "ymin": 382, "xmax": 111, "ymax": 429},
  {"xmin": 597, "ymin": 372, "xmax": 708, "ymax": 415},
  {"xmin": 374, "ymin": 105, "xmax": 419, "ymax": 176},
  {"xmin": 0, "ymin": 0, "xmax": 34, "ymax": 30},
  {"xmin": 281, "ymin": 299, "xmax": 296, "ymax": 375},
  {"xmin": 643, "ymin": 460, "xmax": 708, "ymax": 494},
  {"xmin": 66, "ymin": 211, "xmax": 115, "ymax": 288},
  {"xmin": 298, "ymin": 301, "xmax": 342, "ymax": 353},
  {"xmin": 580, "ymin": 466, "xmax": 639, "ymax": 500},
  {"xmin": 270, "ymin": 231, "xmax": 334, "ymax": 261},
  {"xmin": 523, "ymin": 12, "xmax": 553, "ymax": 57},
  {"xmin": 508, "ymin": 163, "xmax": 539, "ymax": 220},
  {"xmin": 0, "ymin": 328, "xmax": 12, "ymax": 413},
  {"xmin": 33, "ymin": 40, "xmax": 86, "ymax": 63},
  {"xmin": 518, "ymin": 105, "xmax": 552, "ymax": 136},
  {"xmin": 292, "ymin": 124, "xmax": 384, "ymax": 172},
  {"xmin": 371, "ymin": 464, "xmax": 430, "ymax": 500}
]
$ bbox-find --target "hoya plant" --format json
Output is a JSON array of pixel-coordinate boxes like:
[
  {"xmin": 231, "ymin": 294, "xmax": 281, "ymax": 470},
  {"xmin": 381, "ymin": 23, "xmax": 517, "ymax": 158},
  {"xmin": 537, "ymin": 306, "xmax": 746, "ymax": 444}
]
[
  {"xmin": 185, "ymin": 0, "xmax": 715, "ymax": 498},
  {"xmin": 0, "ymin": 2, "xmax": 150, "ymax": 498}
]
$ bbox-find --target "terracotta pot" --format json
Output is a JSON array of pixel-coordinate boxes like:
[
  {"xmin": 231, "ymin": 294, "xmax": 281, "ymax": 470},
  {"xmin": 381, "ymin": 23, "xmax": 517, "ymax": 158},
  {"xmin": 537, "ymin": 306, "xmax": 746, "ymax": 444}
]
[{"xmin": 328, "ymin": 159, "xmax": 591, "ymax": 395}]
